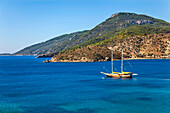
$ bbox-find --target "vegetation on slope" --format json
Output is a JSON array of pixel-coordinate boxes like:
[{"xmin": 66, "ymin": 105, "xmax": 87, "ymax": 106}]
[
  {"xmin": 48, "ymin": 45, "xmax": 121, "ymax": 62},
  {"xmin": 47, "ymin": 33, "xmax": 169, "ymax": 62},
  {"xmin": 14, "ymin": 30, "xmax": 88, "ymax": 55},
  {"xmin": 15, "ymin": 12, "xmax": 170, "ymax": 58}
]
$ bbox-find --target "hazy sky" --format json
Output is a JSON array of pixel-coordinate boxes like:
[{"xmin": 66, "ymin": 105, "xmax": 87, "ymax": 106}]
[{"xmin": 0, "ymin": 0, "xmax": 169, "ymax": 53}]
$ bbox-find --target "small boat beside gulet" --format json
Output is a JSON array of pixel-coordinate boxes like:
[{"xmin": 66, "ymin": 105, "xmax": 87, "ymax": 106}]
[{"xmin": 101, "ymin": 49, "xmax": 133, "ymax": 78}]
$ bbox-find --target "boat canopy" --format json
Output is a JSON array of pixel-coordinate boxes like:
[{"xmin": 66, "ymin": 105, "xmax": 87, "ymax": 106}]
[
  {"xmin": 112, "ymin": 72, "xmax": 120, "ymax": 73},
  {"xmin": 122, "ymin": 71, "xmax": 131, "ymax": 74}
]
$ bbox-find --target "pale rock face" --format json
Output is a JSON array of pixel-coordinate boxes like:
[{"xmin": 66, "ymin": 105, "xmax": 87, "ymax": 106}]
[
  {"xmin": 81, "ymin": 57, "xmax": 88, "ymax": 62},
  {"xmin": 136, "ymin": 20, "xmax": 141, "ymax": 24},
  {"xmin": 50, "ymin": 57, "xmax": 57, "ymax": 62},
  {"xmin": 125, "ymin": 19, "xmax": 152, "ymax": 25},
  {"xmin": 110, "ymin": 13, "xmax": 119, "ymax": 18},
  {"xmin": 105, "ymin": 57, "xmax": 109, "ymax": 61}
]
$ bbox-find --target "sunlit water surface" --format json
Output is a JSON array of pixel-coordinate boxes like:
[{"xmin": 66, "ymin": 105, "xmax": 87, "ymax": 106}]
[{"xmin": 0, "ymin": 56, "xmax": 170, "ymax": 113}]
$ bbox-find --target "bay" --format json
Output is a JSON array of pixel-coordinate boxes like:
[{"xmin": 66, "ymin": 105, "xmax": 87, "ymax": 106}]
[{"xmin": 0, "ymin": 56, "xmax": 170, "ymax": 113}]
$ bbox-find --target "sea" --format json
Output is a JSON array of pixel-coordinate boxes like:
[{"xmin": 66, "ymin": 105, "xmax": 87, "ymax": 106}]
[{"xmin": 0, "ymin": 56, "xmax": 170, "ymax": 113}]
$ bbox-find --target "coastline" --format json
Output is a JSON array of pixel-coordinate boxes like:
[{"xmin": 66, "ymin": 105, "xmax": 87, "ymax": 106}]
[{"xmin": 43, "ymin": 57, "xmax": 170, "ymax": 63}]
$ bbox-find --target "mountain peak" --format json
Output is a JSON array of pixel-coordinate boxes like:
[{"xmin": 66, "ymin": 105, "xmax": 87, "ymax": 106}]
[
  {"xmin": 15, "ymin": 12, "xmax": 170, "ymax": 56},
  {"xmin": 110, "ymin": 12, "xmax": 137, "ymax": 18},
  {"xmin": 110, "ymin": 13, "xmax": 120, "ymax": 18}
]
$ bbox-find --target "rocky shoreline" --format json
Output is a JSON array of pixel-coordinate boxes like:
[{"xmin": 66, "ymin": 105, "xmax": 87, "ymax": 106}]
[{"xmin": 43, "ymin": 56, "xmax": 170, "ymax": 63}]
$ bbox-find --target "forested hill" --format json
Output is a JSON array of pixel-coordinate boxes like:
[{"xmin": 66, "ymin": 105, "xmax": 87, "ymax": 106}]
[
  {"xmin": 15, "ymin": 12, "xmax": 170, "ymax": 57},
  {"xmin": 14, "ymin": 30, "xmax": 88, "ymax": 55}
]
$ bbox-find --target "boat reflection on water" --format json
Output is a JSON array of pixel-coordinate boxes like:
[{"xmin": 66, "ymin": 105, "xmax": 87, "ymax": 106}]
[{"xmin": 105, "ymin": 76, "xmax": 132, "ymax": 80}]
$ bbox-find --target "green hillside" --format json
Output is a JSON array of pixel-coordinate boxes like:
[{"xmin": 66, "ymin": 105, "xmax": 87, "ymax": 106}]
[
  {"xmin": 70, "ymin": 13, "xmax": 170, "ymax": 49},
  {"xmin": 15, "ymin": 12, "xmax": 170, "ymax": 56},
  {"xmin": 14, "ymin": 30, "xmax": 88, "ymax": 55}
]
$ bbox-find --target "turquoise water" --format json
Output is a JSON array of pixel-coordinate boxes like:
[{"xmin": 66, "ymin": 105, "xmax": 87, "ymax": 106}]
[{"xmin": 0, "ymin": 56, "xmax": 170, "ymax": 113}]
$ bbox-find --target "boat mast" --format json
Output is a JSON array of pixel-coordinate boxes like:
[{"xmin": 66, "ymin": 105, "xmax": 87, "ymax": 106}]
[
  {"xmin": 121, "ymin": 50, "xmax": 123, "ymax": 73},
  {"xmin": 111, "ymin": 50, "xmax": 113, "ymax": 73}
]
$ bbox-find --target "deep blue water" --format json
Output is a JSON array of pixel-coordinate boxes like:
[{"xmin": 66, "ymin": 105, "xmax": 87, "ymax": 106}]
[{"xmin": 0, "ymin": 56, "xmax": 170, "ymax": 113}]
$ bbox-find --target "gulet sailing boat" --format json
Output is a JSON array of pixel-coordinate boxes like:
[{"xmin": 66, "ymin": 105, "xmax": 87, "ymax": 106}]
[{"xmin": 101, "ymin": 50, "xmax": 133, "ymax": 78}]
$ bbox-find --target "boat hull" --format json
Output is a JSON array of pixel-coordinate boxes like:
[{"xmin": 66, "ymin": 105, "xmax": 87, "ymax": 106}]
[
  {"xmin": 105, "ymin": 73, "xmax": 132, "ymax": 78},
  {"xmin": 106, "ymin": 74, "xmax": 120, "ymax": 78},
  {"xmin": 119, "ymin": 73, "xmax": 132, "ymax": 78},
  {"xmin": 101, "ymin": 72, "xmax": 133, "ymax": 78}
]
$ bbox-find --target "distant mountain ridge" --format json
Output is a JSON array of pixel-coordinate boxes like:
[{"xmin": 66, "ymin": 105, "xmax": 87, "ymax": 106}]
[
  {"xmin": 15, "ymin": 12, "xmax": 170, "ymax": 57},
  {"xmin": 14, "ymin": 30, "xmax": 88, "ymax": 55},
  {"xmin": 0, "ymin": 53, "xmax": 11, "ymax": 56}
]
